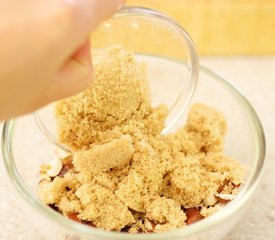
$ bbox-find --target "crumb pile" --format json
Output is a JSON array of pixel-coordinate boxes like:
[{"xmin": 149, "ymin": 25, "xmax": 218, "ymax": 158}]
[{"xmin": 38, "ymin": 46, "xmax": 244, "ymax": 233}]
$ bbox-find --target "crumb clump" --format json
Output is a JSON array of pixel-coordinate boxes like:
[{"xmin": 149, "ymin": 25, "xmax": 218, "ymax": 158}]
[
  {"xmin": 73, "ymin": 136, "xmax": 134, "ymax": 173},
  {"xmin": 38, "ymin": 46, "xmax": 244, "ymax": 233}
]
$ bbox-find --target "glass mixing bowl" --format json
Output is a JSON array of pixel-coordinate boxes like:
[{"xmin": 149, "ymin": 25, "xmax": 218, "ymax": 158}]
[
  {"xmin": 34, "ymin": 6, "xmax": 199, "ymax": 151},
  {"xmin": 2, "ymin": 64, "xmax": 265, "ymax": 240}
]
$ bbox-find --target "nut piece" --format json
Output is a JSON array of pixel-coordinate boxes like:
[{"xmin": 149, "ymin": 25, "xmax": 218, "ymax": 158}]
[
  {"xmin": 185, "ymin": 208, "xmax": 204, "ymax": 225},
  {"xmin": 200, "ymin": 203, "xmax": 225, "ymax": 218},
  {"xmin": 38, "ymin": 174, "xmax": 51, "ymax": 184},
  {"xmin": 38, "ymin": 179, "xmax": 51, "ymax": 187},
  {"xmin": 68, "ymin": 213, "xmax": 82, "ymax": 223},
  {"xmin": 215, "ymin": 193, "xmax": 236, "ymax": 203},
  {"xmin": 55, "ymin": 148, "xmax": 71, "ymax": 160},
  {"xmin": 204, "ymin": 191, "xmax": 217, "ymax": 206},
  {"xmin": 46, "ymin": 156, "xmax": 63, "ymax": 177},
  {"xmin": 144, "ymin": 218, "xmax": 155, "ymax": 233}
]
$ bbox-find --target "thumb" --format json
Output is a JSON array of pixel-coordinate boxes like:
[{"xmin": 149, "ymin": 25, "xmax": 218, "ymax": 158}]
[{"xmin": 45, "ymin": 40, "xmax": 93, "ymax": 102}]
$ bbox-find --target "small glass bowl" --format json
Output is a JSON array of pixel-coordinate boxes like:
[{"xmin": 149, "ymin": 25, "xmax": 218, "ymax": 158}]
[
  {"xmin": 34, "ymin": 6, "xmax": 199, "ymax": 150},
  {"xmin": 2, "ymin": 65, "xmax": 265, "ymax": 240}
]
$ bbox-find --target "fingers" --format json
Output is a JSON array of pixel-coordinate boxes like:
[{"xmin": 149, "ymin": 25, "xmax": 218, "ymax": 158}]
[
  {"xmin": 43, "ymin": 40, "xmax": 93, "ymax": 103},
  {"xmin": 65, "ymin": 0, "xmax": 125, "ymax": 30},
  {"xmin": 34, "ymin": 0, "xmax": 125, "ymax": 71},
  {"xmin": 71, "ymin": 39, "xmax": 92, "ymax": 75},
  {"xmin": 1, "ymin": 39, "xmax": 92, "ymax": 118},
  {"xmin": 31, "ymin": 0, "xmax": 126, "ymax": 108}
]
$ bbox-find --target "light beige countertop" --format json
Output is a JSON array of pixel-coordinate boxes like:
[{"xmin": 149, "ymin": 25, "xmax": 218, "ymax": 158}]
[{"xmin": 0, "ymin": 57, "xmax": 274, "ymax": 240}]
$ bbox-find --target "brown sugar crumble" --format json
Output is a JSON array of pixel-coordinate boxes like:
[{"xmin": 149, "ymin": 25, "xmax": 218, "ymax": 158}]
[{"xmin": 38, "ymin": 46, "xmax": 244, "ymax": 233}]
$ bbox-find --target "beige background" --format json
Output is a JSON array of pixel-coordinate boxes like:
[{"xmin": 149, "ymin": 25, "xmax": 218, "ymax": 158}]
[
  {"xmin": 127, "ymin": 0, "xmax": 275, "ymax": 55},
  {"xmin": 0, "ymin": 57, "xmax": 274, "ymax": 239}
]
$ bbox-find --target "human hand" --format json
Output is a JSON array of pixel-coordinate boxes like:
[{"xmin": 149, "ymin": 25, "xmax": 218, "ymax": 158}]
[{"xmin": 0, "ymin": 0, "xmax": 124, "ymax": 120}]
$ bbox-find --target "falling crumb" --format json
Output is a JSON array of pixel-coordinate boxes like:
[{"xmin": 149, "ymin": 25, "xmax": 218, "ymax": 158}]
[
  {"xmin": 55, "ymin": 46, "xmax": 152, "ymax": 150},
  {"xmin": 38, "ymin": 46, "xmax": 244, "ymax": 233}
]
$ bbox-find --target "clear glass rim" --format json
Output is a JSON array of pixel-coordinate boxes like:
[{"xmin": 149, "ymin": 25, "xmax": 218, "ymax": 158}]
[
  {"xmin": 2, "ymin": 65, "xmax": 265, "ymax": 239},
  {"xmin": 114, "ymin": 6, "xmax": 199, "ymax": 135},
  {"xmin": 34, "ymin": 5, "xmax": 199, "ymax": 149}
]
